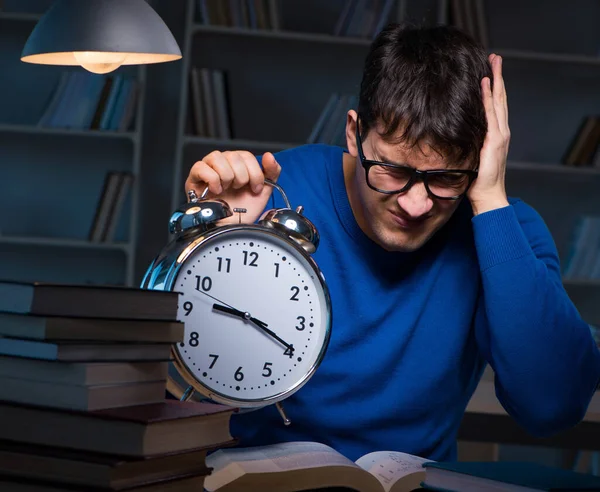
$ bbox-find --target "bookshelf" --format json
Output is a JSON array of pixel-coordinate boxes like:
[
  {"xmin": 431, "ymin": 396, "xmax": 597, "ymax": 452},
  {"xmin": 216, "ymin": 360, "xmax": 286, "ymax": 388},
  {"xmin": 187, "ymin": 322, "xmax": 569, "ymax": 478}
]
[
  {"xmin": 0, "ymin": 1, "xmax": 146, "ymax": 286},
  {"xmin": 160, "ymin": 0, "xmax": 600, "ymax": 325}
]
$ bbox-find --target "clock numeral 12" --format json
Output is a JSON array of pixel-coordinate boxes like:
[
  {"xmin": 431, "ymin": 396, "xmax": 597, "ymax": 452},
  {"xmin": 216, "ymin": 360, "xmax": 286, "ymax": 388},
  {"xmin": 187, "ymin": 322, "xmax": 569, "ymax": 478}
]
[{"xmin": 242, "ymin": 251, "xmax": 259, "ymax": 267}]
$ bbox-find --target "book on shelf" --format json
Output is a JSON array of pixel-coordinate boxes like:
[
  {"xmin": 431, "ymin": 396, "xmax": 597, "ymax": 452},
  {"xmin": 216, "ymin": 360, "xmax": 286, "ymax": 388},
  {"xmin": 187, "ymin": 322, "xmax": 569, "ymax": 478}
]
[
  {"xmin": 89, "ymin": 171, "xmax": 134, "ymax": 243},
  {"xmin": 0, "ymin": 356, "xmax": 169, "ymax": 385},
  {"xmin": 0, "ymin": 440, "xmax": 217, "ymax": 491},
  {"xmin": 307, "ymin": 93, "xmax": 357, "ymax": 147},
  {"xmin": 0, "ymin": 399, "xmax": 236, "ymax": 457},
  {"xmin": 37, "ymin": 71, "xmax": 139, "ymax": 132},
  {"xmin": 448, "ymin": 0, "xmax": 489, "ymax": 48},
  {"xmin": 204, "ymin": 440, "xmax": 432, "ymax": 492},
  {"xmin": 562, "ymin": 115, "xmax": 600, "ymax": 167},
  {"xmin": 334, "ymin": 0, "xmax": 396, "ymax": 39},
  {"xmin": 189, "ymin": 67, "xmax": 233, "ymax": 139},
  {"xmin": 0, "ymin": 280, "xmax": 179, "ymax": 320},
  {"xmin": 195, "ymin": 0, "xmax": 280, "ymax": 30},
  {"xmin": 562, "ymin": 215, "xmax": 600, "ymax": 280},
  {"xmin": 421, "ymin": 460, "xmax": 600, "ymax": 491}
]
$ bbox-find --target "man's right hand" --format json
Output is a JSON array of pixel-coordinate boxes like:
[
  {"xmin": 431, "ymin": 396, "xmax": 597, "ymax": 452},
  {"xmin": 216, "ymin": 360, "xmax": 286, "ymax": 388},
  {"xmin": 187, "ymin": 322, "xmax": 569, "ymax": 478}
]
[{"xmin": 185, "ymin": 150, "xmax": 281, "ymax": 225}]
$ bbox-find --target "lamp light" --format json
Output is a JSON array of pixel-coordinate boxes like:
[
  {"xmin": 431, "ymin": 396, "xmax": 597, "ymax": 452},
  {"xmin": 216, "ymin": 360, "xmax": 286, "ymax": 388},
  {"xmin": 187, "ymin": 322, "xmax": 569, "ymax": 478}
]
[{"xmin": 21, "ymin": 0, "xmax": 182, "ymax": 74}]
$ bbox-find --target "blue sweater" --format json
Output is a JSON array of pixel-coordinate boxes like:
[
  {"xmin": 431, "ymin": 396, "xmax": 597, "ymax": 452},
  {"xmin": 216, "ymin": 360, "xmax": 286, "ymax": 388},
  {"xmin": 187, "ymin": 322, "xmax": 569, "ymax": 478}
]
[{"xmin": 230, "ymin": 144, "xmax": 600, "ymax": 461}]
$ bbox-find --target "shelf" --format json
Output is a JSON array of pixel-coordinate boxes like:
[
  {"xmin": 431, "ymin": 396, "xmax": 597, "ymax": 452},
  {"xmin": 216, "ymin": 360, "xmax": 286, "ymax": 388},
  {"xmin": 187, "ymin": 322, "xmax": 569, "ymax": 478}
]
[
  {"xmin": 192, "ymin": 25, "xmax": 600, "ymax": 66},
  {"xmin": 192, "ymin": 24, "xmax": 372, "ymax": 47},
  {"xmin": 0, "ymin": 235, "xmax": 131, "ymax": 252},
  {"xmin": 507, "ymin": 160, "xmax": 600, "ymax": 176},
  {"xmin": 495, "ymin": 49, "xmax": 600, "ymax": 66},
  {"xmin": 183, "ymin": 135, "xmax": 298, "ymax": 150},
  {"xmin": 0, "ymin": 123, "xmax": 138, "ymax": 141},
  {"xmin": 0, "ymin": 11, "xmax": 42, "ymax": 22}
]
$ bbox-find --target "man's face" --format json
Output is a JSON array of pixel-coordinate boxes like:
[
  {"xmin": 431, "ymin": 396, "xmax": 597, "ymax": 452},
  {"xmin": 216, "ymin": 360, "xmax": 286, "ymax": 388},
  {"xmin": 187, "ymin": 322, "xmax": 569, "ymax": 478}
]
[{"xmin": 344, "ymin": 116, "xmax": 465, "ymax": 253}]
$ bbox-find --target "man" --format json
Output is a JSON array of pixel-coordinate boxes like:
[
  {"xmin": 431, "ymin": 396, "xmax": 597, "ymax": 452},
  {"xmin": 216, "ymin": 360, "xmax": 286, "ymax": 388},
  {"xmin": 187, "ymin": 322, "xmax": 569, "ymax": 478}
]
[{"xmin": 185, "ymin": 24, "xmax": 600, "ymax": 461}]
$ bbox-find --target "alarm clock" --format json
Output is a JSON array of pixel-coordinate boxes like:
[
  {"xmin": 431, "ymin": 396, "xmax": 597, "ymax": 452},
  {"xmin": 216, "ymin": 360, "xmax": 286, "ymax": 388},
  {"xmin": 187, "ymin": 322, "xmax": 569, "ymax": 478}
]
[{"xmin": 141, "ymin": 179, "xmax": 332, "ymax": 425}]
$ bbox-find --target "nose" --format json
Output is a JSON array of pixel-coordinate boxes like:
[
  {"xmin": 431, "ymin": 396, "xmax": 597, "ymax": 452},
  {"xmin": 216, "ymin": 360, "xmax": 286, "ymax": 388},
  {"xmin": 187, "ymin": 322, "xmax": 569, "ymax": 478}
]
[{"xmin": 397, "ymin": 181, "xmax": 434, "ymax": 218}]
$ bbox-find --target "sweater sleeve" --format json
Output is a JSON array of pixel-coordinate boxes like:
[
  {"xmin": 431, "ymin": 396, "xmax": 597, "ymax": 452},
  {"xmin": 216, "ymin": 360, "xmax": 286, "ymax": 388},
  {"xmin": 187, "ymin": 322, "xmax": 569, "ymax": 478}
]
[{"xmin": 472, "ymin": 199, "xmax": 600, "ymax": 437}]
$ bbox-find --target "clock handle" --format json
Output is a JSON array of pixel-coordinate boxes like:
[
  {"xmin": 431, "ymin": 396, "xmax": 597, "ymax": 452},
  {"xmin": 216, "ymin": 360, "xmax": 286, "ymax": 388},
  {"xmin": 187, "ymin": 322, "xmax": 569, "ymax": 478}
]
[{"xmin": 276, "ymin": 401, "xmax": 292, "ymax": 426}]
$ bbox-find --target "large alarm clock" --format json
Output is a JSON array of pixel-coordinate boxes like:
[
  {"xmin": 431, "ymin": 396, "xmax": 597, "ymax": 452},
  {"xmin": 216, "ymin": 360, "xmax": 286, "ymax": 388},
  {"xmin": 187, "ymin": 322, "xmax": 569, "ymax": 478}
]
[{"xmin": 141, "ymin": 179, "xmax": 332, "ymax": 425}]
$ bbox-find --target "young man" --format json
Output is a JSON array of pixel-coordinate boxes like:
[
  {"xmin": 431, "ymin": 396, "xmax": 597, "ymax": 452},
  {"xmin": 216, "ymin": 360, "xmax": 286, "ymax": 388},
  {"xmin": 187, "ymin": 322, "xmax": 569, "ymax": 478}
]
[{"xmin": 185, "ymin": 24, "xmax": 600, "ymax": 461}]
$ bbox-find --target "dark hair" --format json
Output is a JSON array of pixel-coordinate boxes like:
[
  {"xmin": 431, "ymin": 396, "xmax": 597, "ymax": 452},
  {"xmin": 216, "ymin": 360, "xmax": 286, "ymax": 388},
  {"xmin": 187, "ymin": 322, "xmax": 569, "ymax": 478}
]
[{"xmin": 357, "ymin": 23, "xmax": 492, "ymax": 168}]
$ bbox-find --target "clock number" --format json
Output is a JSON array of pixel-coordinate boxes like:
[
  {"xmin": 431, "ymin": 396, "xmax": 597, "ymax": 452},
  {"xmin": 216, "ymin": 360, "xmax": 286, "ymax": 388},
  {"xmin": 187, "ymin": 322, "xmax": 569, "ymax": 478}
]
[
  {"xmin": 189, "ymin": 332, "xmax": 199, "ymax": 347},
  {"xmin": 284, "ymin": 344, "xmax": 294, "ymax": 358},
  {"xmin": 274, "ymin": 262, "xmax": 280, "ymax": 278},
  {"xmin": 234, "ymin": 366, "xmax": 244, "ymax": 381},
  {"xmin": 217, "ymin": 257, "xmax": 231, "ymax": 273},
  {"xmin": 183, "ymin": 301, "xmax": 193, "ymax": 316},
  {"xmin": 262, "ymin": 362, "xmax": 273, "ymax": 377},
  {"xmin": 195, "ymin": 275, "xmax": 212, "ymax": 292},
  {"xmin": 290, "ymin": 286, "xmax": 300, "ymax": 301},
  {"xmin": 208, "ymin": 354, "xmax": 219, "ymax": 369},
  {"xmin": 242, "ymin": 251, "xmax": 259, "ymax": 267},
  {"xmin": 295, "ymin": 316, "xmax": 306, "ymax": 331}
]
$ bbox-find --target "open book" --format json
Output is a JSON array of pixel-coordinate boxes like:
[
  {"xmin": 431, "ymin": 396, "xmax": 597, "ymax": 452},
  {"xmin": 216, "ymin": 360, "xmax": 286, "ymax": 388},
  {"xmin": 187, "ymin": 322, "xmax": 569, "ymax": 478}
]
[{"xmin": 204, "ymin": 441, "xmax": 433, "ymax": 492}]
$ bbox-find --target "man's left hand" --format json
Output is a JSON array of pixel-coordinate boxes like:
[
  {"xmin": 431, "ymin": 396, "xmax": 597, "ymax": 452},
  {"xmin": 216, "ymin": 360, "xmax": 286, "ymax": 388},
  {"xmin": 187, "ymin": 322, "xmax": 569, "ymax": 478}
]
[{"xmin": 468, "ymin": 53, "xmax": 511, "ymax": 216}]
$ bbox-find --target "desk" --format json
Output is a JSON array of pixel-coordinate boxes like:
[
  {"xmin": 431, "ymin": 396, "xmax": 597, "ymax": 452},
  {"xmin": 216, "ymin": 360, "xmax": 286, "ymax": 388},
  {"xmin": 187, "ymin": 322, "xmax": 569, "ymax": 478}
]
[{"xmin": 459, "ymin": 373, "xmax": 600, "ymax": 451}]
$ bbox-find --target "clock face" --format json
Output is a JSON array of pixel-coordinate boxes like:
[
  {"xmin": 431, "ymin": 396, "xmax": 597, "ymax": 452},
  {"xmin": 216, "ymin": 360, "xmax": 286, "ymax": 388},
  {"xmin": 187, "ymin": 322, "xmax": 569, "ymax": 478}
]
[{"xmin": 172, "ymin": 226, "xmax": 331, "ymax": 406}]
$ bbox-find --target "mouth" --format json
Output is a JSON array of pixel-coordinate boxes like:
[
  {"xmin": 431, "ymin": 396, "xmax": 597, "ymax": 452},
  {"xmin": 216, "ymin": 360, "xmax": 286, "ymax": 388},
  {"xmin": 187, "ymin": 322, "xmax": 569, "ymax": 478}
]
[{"xmin": 389, "ymin": 210, "xmax": 428, "ymax": 230}]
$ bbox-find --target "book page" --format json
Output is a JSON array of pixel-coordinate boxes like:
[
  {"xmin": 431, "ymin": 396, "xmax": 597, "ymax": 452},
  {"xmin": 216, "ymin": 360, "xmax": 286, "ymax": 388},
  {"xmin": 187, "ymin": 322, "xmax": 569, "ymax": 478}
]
[
  {"xmin": 355, "ymin": 451, "xmax": 432, "ymax": 492},
  {"xmin": 208, "ymin": 441, "xmax": 358, "ymax": 474}
]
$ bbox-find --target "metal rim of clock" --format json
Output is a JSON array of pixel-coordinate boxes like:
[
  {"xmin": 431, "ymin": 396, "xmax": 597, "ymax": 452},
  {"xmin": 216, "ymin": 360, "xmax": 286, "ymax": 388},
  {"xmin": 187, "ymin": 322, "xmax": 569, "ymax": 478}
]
[
  {"xmin": 21, "ymin": 0, "xmax": 182, "ymax": 67},
  {"xmin": 162, "ymin": 224, "xmax": 333, "ymax": 408}
]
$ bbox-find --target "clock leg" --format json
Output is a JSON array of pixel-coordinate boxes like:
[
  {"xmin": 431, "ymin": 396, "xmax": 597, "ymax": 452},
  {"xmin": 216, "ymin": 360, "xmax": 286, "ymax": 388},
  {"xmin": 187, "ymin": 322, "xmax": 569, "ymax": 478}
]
[
  {"xmin": 276, "ymin": 401, "xmax": 292, "ymax": 426},
  {"xmin": 180, "ymin": 385, "xmax": 195, "ymax": 402}
]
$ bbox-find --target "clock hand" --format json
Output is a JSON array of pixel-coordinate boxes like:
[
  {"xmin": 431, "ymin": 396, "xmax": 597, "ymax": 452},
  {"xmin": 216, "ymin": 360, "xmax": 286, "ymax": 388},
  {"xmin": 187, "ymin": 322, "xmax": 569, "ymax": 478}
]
[{"xmin": 212, "ymin": 303, "xmax": 294, "ymax": 353}]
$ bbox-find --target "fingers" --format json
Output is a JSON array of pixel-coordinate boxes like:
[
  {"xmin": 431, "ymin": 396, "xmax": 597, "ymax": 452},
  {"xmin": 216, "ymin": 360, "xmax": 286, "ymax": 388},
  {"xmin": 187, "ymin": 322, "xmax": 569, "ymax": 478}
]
[
  {"xmin": 185, "ymin": 150, "xmax": 281, "ymax": 198},
  {"xmin": 262, "ymin": 152, "xmax": 282, "ymax": 183},
  {"xmin": 481, "ymin": 76, "xmax": 500, "ymax": 137},
  {"xmin": 487, "ymin": 53, "xmax": 509, "ymax": 137}
]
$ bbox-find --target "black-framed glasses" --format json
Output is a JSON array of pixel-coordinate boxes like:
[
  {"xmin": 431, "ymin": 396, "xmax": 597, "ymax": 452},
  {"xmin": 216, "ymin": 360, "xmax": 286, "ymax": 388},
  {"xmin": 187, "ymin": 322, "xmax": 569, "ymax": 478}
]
[{"xmin": 355, "ymin": 123, "xmax": 478, "ymax": 200}]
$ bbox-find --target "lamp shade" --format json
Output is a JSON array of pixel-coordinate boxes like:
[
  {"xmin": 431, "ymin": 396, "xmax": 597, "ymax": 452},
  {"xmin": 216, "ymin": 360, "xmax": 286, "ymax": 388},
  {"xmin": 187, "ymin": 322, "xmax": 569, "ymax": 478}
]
[{"xmin": 21, "ymin": 0, "xmax": 182, "ymax": 73}]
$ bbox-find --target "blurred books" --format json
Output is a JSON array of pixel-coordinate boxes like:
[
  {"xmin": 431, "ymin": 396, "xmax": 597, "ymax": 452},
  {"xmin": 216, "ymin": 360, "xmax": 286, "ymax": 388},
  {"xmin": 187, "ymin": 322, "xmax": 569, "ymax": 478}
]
[{"xmin": 0, "ymin": 280, "xmax": 236, "ymax": 491}]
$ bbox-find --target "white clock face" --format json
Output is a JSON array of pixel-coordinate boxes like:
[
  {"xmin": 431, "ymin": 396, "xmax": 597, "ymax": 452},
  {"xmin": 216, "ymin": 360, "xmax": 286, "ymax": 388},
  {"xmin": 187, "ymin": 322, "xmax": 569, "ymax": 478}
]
[{"xmin": 172, "ymin": 226, "xmax": 331, "ymax": 406}]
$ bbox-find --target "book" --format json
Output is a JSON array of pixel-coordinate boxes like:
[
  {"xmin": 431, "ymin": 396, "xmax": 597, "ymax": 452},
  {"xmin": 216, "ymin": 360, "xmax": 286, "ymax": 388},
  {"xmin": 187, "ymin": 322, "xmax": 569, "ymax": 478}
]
[
  {"xmin": 0, "ymin": 281, "xmax": 179, "ymax": 320},
  {"xmin": 0, "ymin": 357, "xmax": 168, "ymax": 385},
  {"xmin": 0, "ymin": 400, "xmax": 236, "ymax": 457},
  {"xmin": 0, "ymin": 377, "xmax": 167, "ymax": 411},
  {"xmin": 422, "ymin": 461, "xmax": 600, "ymax": 491},
  {"xmin": 0, "ymin": 473, "xmax": 207, "ymax": 492},
  {"xmin": 0, "ymin": 312, "xmax": 184, "ymax": 342},
  {"xmin": 204, "ymin": 441, "xmax": 432, "ymax": 492},
  {"xmin": 0, "ymin": 440, "xmax": 220, "ymax": 490},
  {"xmin": 0, "ymin": 337, "xmax": 174, "ymax": 362}
]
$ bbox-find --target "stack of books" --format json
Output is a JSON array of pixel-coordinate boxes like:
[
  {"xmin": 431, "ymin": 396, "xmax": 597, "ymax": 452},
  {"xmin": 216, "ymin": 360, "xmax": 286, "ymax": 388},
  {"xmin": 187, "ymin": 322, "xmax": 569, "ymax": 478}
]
[{"xmin": 0, "ymin": 280, "xmax": 237, "ymax": 491}]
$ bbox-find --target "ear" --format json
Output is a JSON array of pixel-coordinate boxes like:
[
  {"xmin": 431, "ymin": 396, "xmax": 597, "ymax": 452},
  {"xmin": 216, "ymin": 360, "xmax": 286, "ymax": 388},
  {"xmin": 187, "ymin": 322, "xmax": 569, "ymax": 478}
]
[{"xmin": 345, "ymin": 109, "xmax": 359, "ymax": 157}]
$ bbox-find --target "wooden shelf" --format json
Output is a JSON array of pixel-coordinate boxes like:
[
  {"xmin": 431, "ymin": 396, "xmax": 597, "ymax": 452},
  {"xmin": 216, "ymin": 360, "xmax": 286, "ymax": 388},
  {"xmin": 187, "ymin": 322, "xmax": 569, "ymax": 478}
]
[
  {"xmin": 0, "ymin": 235, "xmax": 131, "ymax": 252},
  {"xmin": 192, "ymin": 24, "xmax": 372, "ymax": 47},
  {"xmin": 0, "ymin": 123, "xmax": 138, "ymax": 141},
  {"xmin": 507, "ymin": 160, "xmax": 600, "ymax": 176},
  {"xmin": 0, "ymin": 12, "xmax": 42, "ymax": 22},
  {"xmin": 183, "ymin": 135, "xmax": 297, "ymax": 150},
  {"xmin": 191, "ymin": 25, "xmax": 600, "ymax": 66}
]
